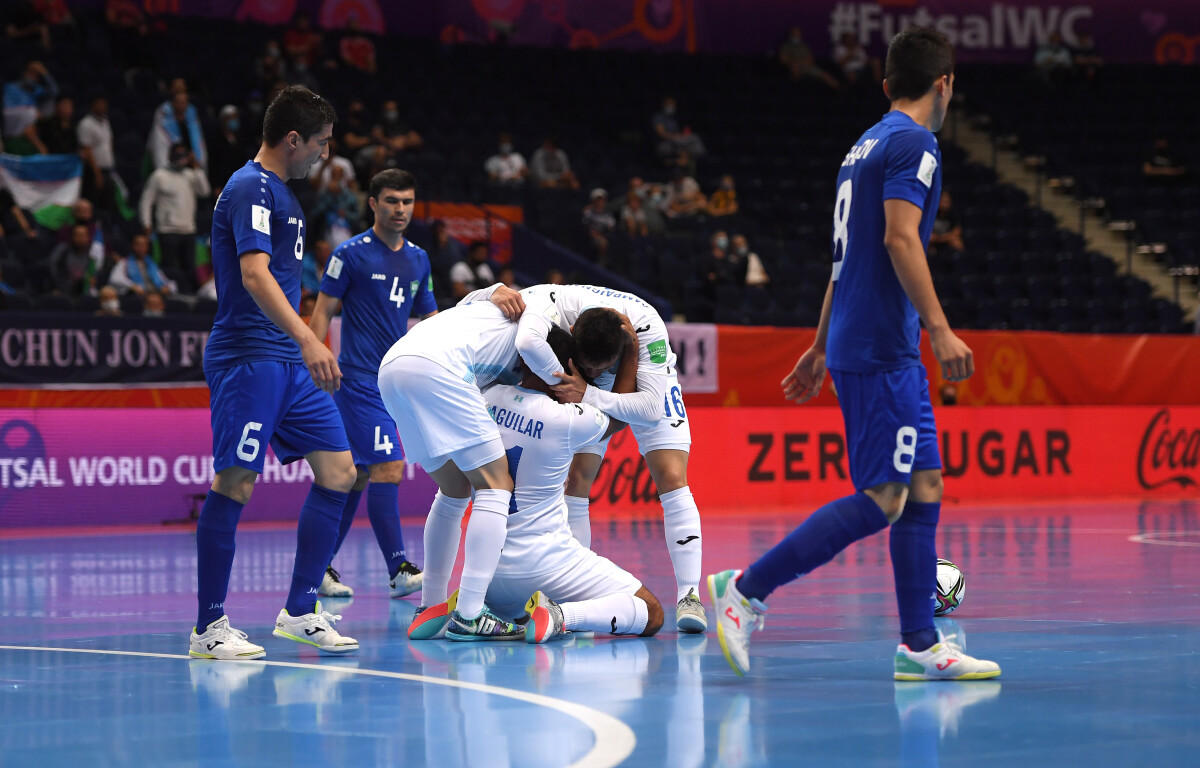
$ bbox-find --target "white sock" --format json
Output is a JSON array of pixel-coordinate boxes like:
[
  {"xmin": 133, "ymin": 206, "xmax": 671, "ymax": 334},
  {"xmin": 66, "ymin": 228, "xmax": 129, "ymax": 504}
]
[
  {"xmin": 560, "ymin": 593, "xmax": 648, "ymax": 636},
  {"xmin": 565, "ymin": 495, "xmax": 591, "ymax": 548},
  {"xmin": 455, "ymin": 488, "xmax": 511, "ymax": 619},
  {"xmin": 420, "ymin": 492, "xmax": 469, "ymax": 606},
  {"xmin": 661, "ymin": 486, "xmax": 702, "ymax": 602}
]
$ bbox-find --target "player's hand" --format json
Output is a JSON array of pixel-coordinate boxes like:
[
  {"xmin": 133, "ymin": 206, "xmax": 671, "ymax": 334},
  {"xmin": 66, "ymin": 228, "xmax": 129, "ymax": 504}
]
[
  {"xmin": 490, "ymin": 285, "xmax": 525, "ymax": 320},
  {"xmin": 930, "ymin": 328, "xmax": 974, "ymax": 382},
  {"xmin": 781, "ymin": 347, "xmax": 826, "ymax": 404},
  {"xmin": 301, "ymin": 338, "xmax": 343, "ymax": 393},
  {"xmin": 551, "ymin": 360, "xmax": 588, "ymax": 403}
]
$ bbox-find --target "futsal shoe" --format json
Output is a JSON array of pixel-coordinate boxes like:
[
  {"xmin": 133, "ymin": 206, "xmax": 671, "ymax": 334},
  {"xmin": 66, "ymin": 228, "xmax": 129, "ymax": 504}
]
[
  {"xmin": 707, "ymin": 570, "xmax": 767, "ymax": 677},
  {"xmin": 676, "ymin": 587, "xmax": 708, "ymax": 633},
  {"xmin": 189, "ymin": 616, "xmax": 266, "ymax": 660},
  {"xmin": 317, "ymin": 565, "xmax": 354, "ymax": 598},
  {"xmin": 894, "ymin": 634, "xmax": 1001, "ymax": 681},
  {"xmin": 389, "ymin": 561, "xmax": 424, "ymax": 598},
  {"xmin": 273, "ymin": 602, "xmax": 359, "ymax": 654},
  {"xmin": 408, "ymin": 589, "xmax": 458, "ymax": 640},
  {"xmin": 524, "ymin": 591, "xmax": 567, "ymax": 644},
  {"xmin": 445, "ymin": 605, "xmax": 525, "ymax": 642}
]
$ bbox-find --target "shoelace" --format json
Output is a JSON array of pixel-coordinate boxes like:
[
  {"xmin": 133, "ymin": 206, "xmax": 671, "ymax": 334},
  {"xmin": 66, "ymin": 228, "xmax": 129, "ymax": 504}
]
[
  {"xmin": 316, "ymin": 610, "xmax": 343, "ymax": 628},
  {"xmin": 211, "ymin": 622, "xmax": 251, "ymax": 643},
  {"xmin": 327, "ymin": 566, "xmax": 343, "ymax": 582}
]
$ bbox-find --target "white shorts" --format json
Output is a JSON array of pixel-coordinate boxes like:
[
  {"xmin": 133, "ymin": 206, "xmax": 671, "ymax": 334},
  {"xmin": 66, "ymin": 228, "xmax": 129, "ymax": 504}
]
[
  {"xmin": 486, "ymin": 533, "xmax": 642, "ymax": 620},
  {"xmin": 377, "ymin": 355, "xmax": 504, "ymax": 473},
  {"xmin": 578, "ymin": 372, "xmax": 692, "ymax": 457}
]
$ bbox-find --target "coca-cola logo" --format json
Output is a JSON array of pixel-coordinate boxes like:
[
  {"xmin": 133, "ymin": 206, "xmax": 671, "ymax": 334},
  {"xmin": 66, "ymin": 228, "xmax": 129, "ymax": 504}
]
[
  {"xmin": 1137, "ymin": 409, "xmax": 1200, "ymax": 490},
  {"xmin": 588, "ymin": 431, "xmax": 659, "ymax": 505}
]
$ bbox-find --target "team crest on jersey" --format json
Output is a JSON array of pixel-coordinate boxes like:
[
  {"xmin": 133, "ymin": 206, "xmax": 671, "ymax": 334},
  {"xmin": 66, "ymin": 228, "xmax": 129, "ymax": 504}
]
[
  {"xmin": 647, "ymin": 339, "xmax": 667, "ymax": 364},
  {"xmin": 327, "ymin": 255, "xmax": 344, "ymax": 279},
  {"xmin": 251, "ymin": 205, "xmax": 271, "ymax": 235}
]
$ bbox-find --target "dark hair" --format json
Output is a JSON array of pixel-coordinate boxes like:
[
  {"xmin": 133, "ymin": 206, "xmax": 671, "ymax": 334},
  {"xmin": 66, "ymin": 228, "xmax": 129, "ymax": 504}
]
[
  {"xmin": 369, "ymin": 169, "xmax": 417, "ymax": 199},
  {"xmin": 545, "ymin": 326, "xmax": 576, "ymax": 372},
  {"xmin": 262, "ymin": 85, "xmax": 337, "ymax": 147},
  {"xmin": 573, "ymin": 307, "xmax": 625, "ymax": 368},
  {"xmin": 468, "ymin": 240, "xmax": 489, "ymax": 254},
  {"xmin": 884, "ymin": 26, "xmax": 954, "ymax": 102}
]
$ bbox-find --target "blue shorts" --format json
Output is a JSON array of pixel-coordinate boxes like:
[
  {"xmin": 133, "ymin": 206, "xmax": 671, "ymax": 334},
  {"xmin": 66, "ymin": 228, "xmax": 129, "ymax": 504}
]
[
  {"xmin": 830, "ymin": 366, "xmax": 941, "ymax": 491},
  {"xmin": 334, "ymin": 376, "xmax": 405, "ymax": 467},
  {"xmin": 206, "ymin": 361, "xmax": 350, "ymax": 474}
]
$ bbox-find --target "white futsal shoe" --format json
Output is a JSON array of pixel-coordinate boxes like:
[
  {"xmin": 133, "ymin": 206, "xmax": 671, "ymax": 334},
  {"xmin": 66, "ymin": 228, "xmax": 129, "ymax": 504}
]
[
  {"xmin": 318, "ymin": 565, "xmax": 354, "ymax": 598},
  {"xmin": 274, "ymin": 602, "xmax": 359, "ymax": 654},
  {"xmin": 189, "ymin": 616, "xmax": 266, "ymax": 660},
  {"xmin": 707, "ymin": 570, "xmax": 767, "ymax": 676}
]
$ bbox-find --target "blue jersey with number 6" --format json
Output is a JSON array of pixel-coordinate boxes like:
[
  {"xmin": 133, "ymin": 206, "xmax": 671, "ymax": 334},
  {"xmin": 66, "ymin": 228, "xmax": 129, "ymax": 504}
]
[
  {"xmin": 205, "ymin": 161, "xmax": 308, "ymax": 372},
  {"xmin": 318, "ymin": 230, "xmax": 437, "ymax": 382},
  {"xmin": 827, "ymin": 111, "xmax": 942, "ymax": 374}
]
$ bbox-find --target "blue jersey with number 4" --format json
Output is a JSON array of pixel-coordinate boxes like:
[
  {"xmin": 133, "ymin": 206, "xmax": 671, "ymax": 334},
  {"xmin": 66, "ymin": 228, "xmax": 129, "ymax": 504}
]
[
  {"xmin": 318, "ymin": 231, "xmax": 437, "ymax": 381},
  {"xmin": 205, "ymin": 161, "xmax": 308, "ymax": 372},
  {"xmin": 827, "ymin": 111, "xmax": 942, "ymax": 374}
]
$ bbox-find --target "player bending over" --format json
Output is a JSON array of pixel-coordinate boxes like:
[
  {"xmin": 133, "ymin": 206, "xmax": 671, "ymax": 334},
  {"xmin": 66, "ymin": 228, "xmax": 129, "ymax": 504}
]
[{"xmin": 707, "ymin": 27, "xmax": 1000, "ymax": 681}]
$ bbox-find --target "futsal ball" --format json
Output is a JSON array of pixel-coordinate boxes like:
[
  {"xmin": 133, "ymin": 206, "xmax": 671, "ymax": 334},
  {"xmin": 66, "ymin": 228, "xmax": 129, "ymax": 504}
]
[{"xmin": 935, "ymin": 558, "xmax": 965, "ymax": 616}]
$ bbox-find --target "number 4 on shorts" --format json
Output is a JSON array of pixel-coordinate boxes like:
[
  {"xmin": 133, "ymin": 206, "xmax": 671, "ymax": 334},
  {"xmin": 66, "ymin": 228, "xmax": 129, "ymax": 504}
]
[{"xmin": 374, "ymin": 426, "xmax": 394, "ymax": 455}]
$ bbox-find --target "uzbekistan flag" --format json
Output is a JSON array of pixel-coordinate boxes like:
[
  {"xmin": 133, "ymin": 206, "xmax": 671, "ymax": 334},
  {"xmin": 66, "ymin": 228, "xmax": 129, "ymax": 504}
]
[{"xmin": 0, "ymin": 153, "xmax": 82, "ymax": 210}]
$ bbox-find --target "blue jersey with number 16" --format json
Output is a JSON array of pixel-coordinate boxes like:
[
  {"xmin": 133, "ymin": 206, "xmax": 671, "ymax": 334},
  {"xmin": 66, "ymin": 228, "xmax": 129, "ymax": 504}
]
[
  {"xmin": 318, "ymin": 231, "xmax": 437, "ymax": 381},
  {"xmin": 204, "ymin": 161, "xmax": 308, "ymax": 373},
  {"xmin": 826, "ymin": 110, "xmax": 942, "ymax": 374}
]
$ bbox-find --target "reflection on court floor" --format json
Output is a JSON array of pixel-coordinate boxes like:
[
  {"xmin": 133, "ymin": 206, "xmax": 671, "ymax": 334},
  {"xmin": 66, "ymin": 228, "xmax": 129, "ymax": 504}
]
[{"xmin": 2, "ymin": 499, "xmax": 1198, "ymax": 767}]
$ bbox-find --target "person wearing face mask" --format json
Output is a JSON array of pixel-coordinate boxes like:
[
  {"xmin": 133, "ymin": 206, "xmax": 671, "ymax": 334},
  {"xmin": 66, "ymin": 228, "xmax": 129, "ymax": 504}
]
[
  {"xmin": 95, "ymin": 285, "xmax": 123, "ymax": 316},
  {"xmin": 140, "ymin": 142, "xmax": 211, "ymax": 292},
  {"xmin": 108, "ymin": 232, "xmax": 177, "ymax": 296},
  {"xmin": 484, "ymin": 133, "xmax": 528, "ymax": 186},
  {"xmin": 142, "ymin": 289, "xmax": 167, "ymax": 317},
  {"xmin": 652, "ymin": 96, "xmax": 705, "ymax": 163},
  {"xmin": 2, "ymin": 60, "xmax": 58, "ymax": 155},
  {"xmin": 732, "ymin": 234, "xmax": 770, "ymax": 288},
  {"xmin": 209, "ymin": 105, "xmax": 252, "ymax": 190},
  {"xmin": 379, "ymin": 99, "xmax": 422, "ymax": 153},
  {"xmin": 707, "ymin": 174, "xmax": 739, "ymax": 217}
]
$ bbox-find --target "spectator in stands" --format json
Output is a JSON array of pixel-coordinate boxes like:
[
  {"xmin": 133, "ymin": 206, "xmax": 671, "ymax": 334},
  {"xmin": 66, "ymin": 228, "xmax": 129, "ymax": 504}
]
[
  {"xmin": 833, "ymin": 33, "xmax": 881, "ymax": 86},
  {"xmin": 929, "ymin": 190, "xmax": 964, "ymax": 255},
  {"xmin": 380, "ymin": 99, "xmax": 423, "ymax": 153},
  {"xmin": 3, "ymin": 2, "xmax": 51, "ymax": 52},
  {"xmin": 311, "ymin": 136, "xmax": 357, "ymax": 194},
  {"xmin": 108, "ymin": 232, "xmax": 176, "ymax": 296},
  {"xmin": 732, "ymin": 234, "xmax": 769, "ymax": 287},
  {"xmin": 284, "ymin": 12, "xmax": 323, "ymax": 71},
  {"xmin": 339, "ymin": 16, "xmax": 377, "ymax": 74},
  {"xmin": 209, "ymin": 105, "xmax": 250, "ymax": 190},
  {"xmin": 664, "ymin": 167, "xmax": 707, "ymax": 219},
  {"xmin": 0, "ymin": 186, "xmax": 36, "ymax": 242},
  {"xmin": 498, "ymin": 266, "xmax": 523, "ymax": 291},
  {"xmin": 77, "ymin": 95, "xmax": 117, "ymax": 212},
  {"xmin": 707, "ymin": 174, "xmax": 739, "ymax": 217},
  {"xmin": 778, "ymin": 26, "xmax": 839, "ymax": 87},
  {"xmin": 142, "ymin": 289, "xmax": 165, "ymax": 317},
  {"xmin": 1143, "ymin": 138, "xmax": 1187, "ymax": 182},
  {"xmin": 1034, "ymin": 32, "xmax": 1074, "ymax": 83},
  {"xmin": 652, "ymin": 96, "xmax": 706, "ymax": 163},
  {"xmin": 485, "ymin": 133, "xmax": 528, "ymax": 186},
  {"xmin": 450, "ymin": 240, "xmax": 495, "ymax": 299},
  {"xmin": 1072, "ymin": 32, "xmax": 1103, "ymax": 80},
  {"xmin": 620, "ymin": 187, "xmax": 650, "ymax": 238},
  {"xmin": 582, "ymin": 188, "xmax": 616, "ymax": 265},
  {"xmin": 425, "ymin": 219, "xmax": 465, "ymax": 306},
  {"xmin": 312, "ymin": 164, "xmax": 358, "ymax": 245},
  {"xmin": 104, "ymin": 0, "xmax": 153, "ymax": 71},
  {"xmin": 35, "ymin": 94, "xmax": 75, "ymax": 154},
  {"xmin": 140, "ymin": 142, "xmax": 211, "ymax": 292},
  {"xmin": 338, "ymin": 100, "xmax": 371, "ymax": 157},
  {"xmin": 302, "ymin": 238, "xmax": 331, "ymax": 298},
  {"xmin": 48, "ymin": 223, "xmax": 96, "ymax": 296},
  {"xmin": 148, "ymin": 83, "xmax": 207, "ymax": 173},
  {"xmin": 544, "ymin": 267, "xmax": 564, "ymax": 285},
  {"xmin": 703, "ymin": 230, "xmax": 742, "ymax": 288},
  {"xmin": 530, "ymin": 136, "xmax": 579, "ymax": 190},
  {"xmin": 255, "ymin": 41, "xmax": 288, "ymax": 89},
  {"xmin": 95, "ymin": 285, "xmax": 122, "ymax": 315},
  {"xmin": 3, "ymin": 60, "xmax": 58, "ymax": 155}
]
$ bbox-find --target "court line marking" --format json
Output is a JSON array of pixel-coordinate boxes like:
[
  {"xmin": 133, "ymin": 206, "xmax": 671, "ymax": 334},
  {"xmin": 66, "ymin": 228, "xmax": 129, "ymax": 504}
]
[
  {"xmin": 1127, "ymin": 531, "xmax": 1200, "ymax": 548},
  {"xmin": 0, "ymin": 645, "xmax": 636, "ymax": 768}
]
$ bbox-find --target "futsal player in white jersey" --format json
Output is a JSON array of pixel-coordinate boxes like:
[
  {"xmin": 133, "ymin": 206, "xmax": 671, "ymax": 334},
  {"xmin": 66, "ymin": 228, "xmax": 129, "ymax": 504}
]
[
  {"xmin": 378, "ymin": 287, "xmax": 626, "ymax": 640},
  {"xmin": 463, "ymin": 282, "xmax": 707, "ymax": 633},
  {"xmin": 483, "ymin": 325, "xmax": 665, "ymax": 641}
]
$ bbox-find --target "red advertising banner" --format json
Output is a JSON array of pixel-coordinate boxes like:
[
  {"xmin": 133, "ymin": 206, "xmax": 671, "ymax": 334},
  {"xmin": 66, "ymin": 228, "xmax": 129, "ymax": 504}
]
[{"xmin": 588, "ymin": 406, "xmax": 1200, "ymax": 514}]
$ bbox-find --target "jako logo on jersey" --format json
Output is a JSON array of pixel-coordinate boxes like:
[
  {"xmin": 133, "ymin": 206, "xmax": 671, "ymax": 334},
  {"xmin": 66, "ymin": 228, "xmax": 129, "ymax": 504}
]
[{"xmin": 371, "ymin": 273, "xmax": 387, "ymax": 280}]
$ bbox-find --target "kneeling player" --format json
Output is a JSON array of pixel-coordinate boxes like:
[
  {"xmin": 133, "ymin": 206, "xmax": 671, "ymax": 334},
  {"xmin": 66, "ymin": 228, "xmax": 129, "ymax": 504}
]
[{"xmin": 484, "ymin": 326, "xmax": 664, "ymax": 641}]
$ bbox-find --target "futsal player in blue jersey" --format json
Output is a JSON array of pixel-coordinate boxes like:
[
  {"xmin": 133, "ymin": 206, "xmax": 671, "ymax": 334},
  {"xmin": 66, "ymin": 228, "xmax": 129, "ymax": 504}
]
[
  {"xmin": 189, "ymin": 86, "xmax": 359, "ymax": 660},
  {"xmin": 708, "ymin": 27, "xmax": 1000, "ymax": 681},
  {"xmin": 308, "ymin": 169, "xmax": 437, "ymax": 600}
]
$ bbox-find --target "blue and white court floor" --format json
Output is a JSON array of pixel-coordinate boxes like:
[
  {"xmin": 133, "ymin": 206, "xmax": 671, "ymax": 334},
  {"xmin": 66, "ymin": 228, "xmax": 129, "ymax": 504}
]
[{"xmin": 2, "ymin": 499, "xmax": 1198, "ymax": 767}]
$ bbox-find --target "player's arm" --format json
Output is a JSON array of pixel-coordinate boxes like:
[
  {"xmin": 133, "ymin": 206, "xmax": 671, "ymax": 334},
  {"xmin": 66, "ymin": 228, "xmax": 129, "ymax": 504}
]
[
  {"xmin": 308, "ymin": 291, "xmax": 341, "ymax": 345},
  {"xmin": 600, "ymin": 319, "xmax": 639, "ymax": 438},
  {"xmin": 782, "ymin": 279, "xmax": 831, "ymax": 403},
  {"xmin": 459, "ymin": 281, "xmax": 526, "ymax": 319},
  {"xmin": 578, "ymin": 320, "xmax": 665, "ymax": 428},
  {"xmin": 241, "ymin": 251, "xmax": 342, "ymax": 392},
  {"xmin": 883, "ymin": 198, "xmax": 972, "ymax": 381},
  {"xmin": 515, "ymin": 302, "xmax": 566, "ymax": 385}
]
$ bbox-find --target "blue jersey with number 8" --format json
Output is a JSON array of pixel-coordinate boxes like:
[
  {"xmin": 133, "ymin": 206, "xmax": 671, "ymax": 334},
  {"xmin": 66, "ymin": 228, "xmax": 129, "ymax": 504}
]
[
  {"xmin": 205, "ymin": 161, "xmax": 308, "ymax": 373},
  {"xmin": 827, "ymin": 111, "xmax": 942, "ymax": 374}
]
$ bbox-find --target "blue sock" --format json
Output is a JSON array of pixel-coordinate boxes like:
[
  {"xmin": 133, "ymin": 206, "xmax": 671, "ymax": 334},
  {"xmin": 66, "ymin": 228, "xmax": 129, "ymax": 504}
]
[
  {"xmin": 738, "ymin": 492, "xmax": 888, "ymax": 602},
  {"xmin": 196, "ymin": 490, "xmax": 245, "ymax": 632},
  {"xmin": 367, "ymin": 482, "xmax": 406, "ymax": 577},
  {"xmin": 891, "ymin": 500, "xmax": 940, "ymax": 652},
  {"xmin": 331, "ymin": 488, "xmax": 364, "ymax": 559},
  {"xmin": 285, "ymin": 484, "xmax": 349, "ymax": 616}
]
